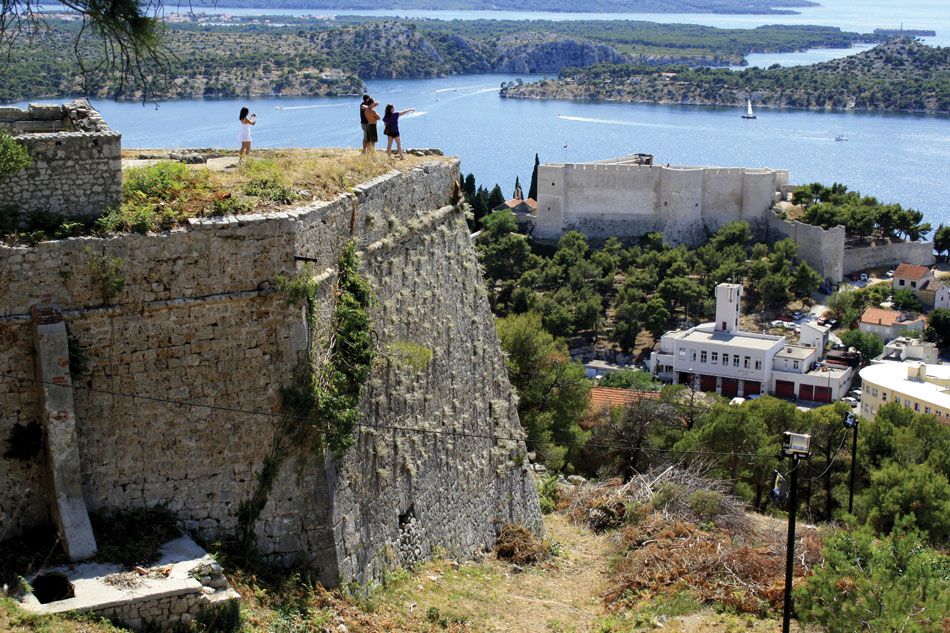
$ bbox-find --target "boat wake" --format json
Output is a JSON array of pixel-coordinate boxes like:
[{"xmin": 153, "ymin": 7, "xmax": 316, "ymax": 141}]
[
  {"xmin": 273, "ymin": 103, "xmax": 350, "ymax": 111},
  {"xmin": 402, "ymin": 110, "xmax": 427, "ymax": 119},
  {"xmin": 433, "ymin": 84, "xmax": 495, "ymax": 94}
]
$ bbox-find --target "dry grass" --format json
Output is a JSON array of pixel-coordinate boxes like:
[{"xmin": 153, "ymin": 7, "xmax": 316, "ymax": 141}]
[
  {"xmin": 0, "ymin": 597, "xmax": 122, "ymax": 633},
  {"xmin": 126, "ymin": 148, "xmax": 444, "ymax": 205},
  {"xmin": 493, "ymin": 523, "xmax": 550, "ymax": 566}
]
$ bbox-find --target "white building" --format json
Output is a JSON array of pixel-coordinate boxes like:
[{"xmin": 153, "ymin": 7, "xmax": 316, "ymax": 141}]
[
  {"xmin": 875, "ymin": 336, "xmax": 940, "ymax": 364},
  {"xmin": 648, "ymin": 283, "xmax": 853, "ymax": 402},
  {"xmin": 859, "ymin": 361, "xmax": 950, "ymax": 421},
  {"xmin": 892, "ymin": 262, "xmax": 950, "ymax": 310}
]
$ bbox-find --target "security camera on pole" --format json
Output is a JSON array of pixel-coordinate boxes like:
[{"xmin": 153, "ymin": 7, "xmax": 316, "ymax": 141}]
[{"xmin": 780, "ymin": 431, "xmax": 811, "ymax": 633}]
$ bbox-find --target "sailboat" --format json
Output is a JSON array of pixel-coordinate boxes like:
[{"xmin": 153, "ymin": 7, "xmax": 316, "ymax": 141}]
[{"xmin": 741, "ymin": 97, "xmax": 756, "ymax": 119}]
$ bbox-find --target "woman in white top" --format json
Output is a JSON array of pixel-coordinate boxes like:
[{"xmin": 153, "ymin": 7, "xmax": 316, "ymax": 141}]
[{"xmin": 239, "ymin": 106, "xmax": 256, "ymax": 159}]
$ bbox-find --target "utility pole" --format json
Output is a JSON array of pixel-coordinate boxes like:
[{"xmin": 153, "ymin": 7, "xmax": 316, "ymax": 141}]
[
  {"xmin": 845, "ymin": 412, "xmax": 858, "ymax": 514},
  {"xmin": 780, "ymin": 432, "xmax": 811, "ymax": 633}
]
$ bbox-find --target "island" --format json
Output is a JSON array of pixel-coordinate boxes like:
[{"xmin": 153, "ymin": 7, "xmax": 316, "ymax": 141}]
[
  {"xmin": 500, "ymin": 39, "xmax": 950, "ymax": 114},
  {"xmin": 0, "ymin": 16, "xmax": 888, "ymax": 102}
]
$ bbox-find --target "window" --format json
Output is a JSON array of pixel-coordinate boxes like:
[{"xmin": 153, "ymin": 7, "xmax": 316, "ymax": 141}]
[
  {"xmin": 793, "ymin": 360, "xmax": 800, "ymax": 370},
  {"xmin": 899, "ymin": 279, "xmax": 905, "ymax": 286},
  {"xmin": 914, "ymin": 402, "xmax": 920, "ymax": 411},
  {"xmin": 873, "ymin": 388, "xmax": 878, "ymax": 397},
  {"xmin": 925, "ymin": 407, "xmax": 931, "ymax": 414},
  {"xmin": 679, "ymin": 350, "xmax": 686, "ymax": 358},
  {"xmin": 733, "ymin": 355, "xmax": 739, "ymax": 367},
  {"xmin": 722, "ymin": 354, "xmax": 729, "ymax": 366},
  {"xmin": 882, "ymin": 392, "xmax": 887, "ymax": 401},
  {"xmin": 911, "ymin": 281, "xmax": 917, "ymax": 288},
  {"xmin": 711, "ymin": 352, "xmax": 719, "ymax": 363},
  {"xmin": 905, "ymin": 399, "xmax": 911, "ymax": 407},
  {"xmin": 700, "ymin": 351, "xmax": 707, "ymax": 363},
  {"xmin": 721, "ymin": 321, "xmax": 727, "ymax": 330},
  {"xmin": 743, "ymin": 356, "xmax": 750, "ymax": 368},
  {"xmin": 691, "ymin": 351, "xmax": 697, "ymax": 361},
  {"xmin": 755, "ymin": 360, "xmax": 762, "ymax": 370}
]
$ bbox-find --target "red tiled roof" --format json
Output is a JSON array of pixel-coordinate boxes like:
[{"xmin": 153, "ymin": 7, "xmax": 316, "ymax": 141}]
[
  {"xmin": 524, "ymin": 198, "xmax": 538, "ymax": 210},
  {"xmin": 588, "ymin": 387, "xmax": 659, "ymax": 412},
  {"xmin": 894, "ymin": 263, "xmax": 930, "ymax": 281},
  {"xmin": 860, "ymin": 307, "xmax": 927, "ymax": 327}
]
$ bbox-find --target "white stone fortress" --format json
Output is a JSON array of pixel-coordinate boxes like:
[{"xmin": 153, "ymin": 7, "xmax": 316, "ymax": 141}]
[
  {"xmin": 533, "ymin": 155, "xmax": 788, "ymax": 247},
  {"xmin": 529, "ymin": 155, "xmax": 935, "ymax": 282}
]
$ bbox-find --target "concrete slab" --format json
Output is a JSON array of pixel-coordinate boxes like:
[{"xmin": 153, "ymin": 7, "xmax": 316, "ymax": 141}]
[
  {"xmin": 206, "ymin": 156, "xmax": 239, "ymax": 171},
  {"xmin": 21, "ymin": 535, "xmax": 239, "ymax": 625}
]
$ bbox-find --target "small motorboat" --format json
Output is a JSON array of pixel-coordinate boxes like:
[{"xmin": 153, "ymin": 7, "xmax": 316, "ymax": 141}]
[{"xmin": 835, "ymin": 134, "xmax": 848, "ymax": 142}]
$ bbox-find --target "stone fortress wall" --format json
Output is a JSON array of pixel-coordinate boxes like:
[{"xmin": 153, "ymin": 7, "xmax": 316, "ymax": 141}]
[
  {"xmin": 534, "ymin": 158, "xmax": 789, "ymax": 246},
  {"xmin": 534, "ymin": 157, "xmax": 934, "ymax": 280},
  {"xmin": 0, "ymin": 157, "xmax": 541, "ymax": 587},
  {"xmin": 0, "ymin": 100, "xmax": 122, "ymax": 216}
]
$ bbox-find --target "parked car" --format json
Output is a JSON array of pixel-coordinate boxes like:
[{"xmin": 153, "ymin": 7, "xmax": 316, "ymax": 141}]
[
  {"xmin": 841, "ymin": 396, "xmax": 858, "ymax": 406},
  {"xmin": 885, "ymin": 270, "xmax": 895, "ymax": 278},
  {"xmin": 860, "ymin": 273, "xmax": 869, "ymax": 282},
  {"xmin": 777, "ymin": 314, "xmax": 793, "ymax": 322},
  {"xmin": 849, "ymin": 272, "xmax": 860, "ymax": 281},
  {"xmin": 817, "ymin": 317, "xmax": 828, "ymax": 326},
  {"xmin": 792, "ymin": 311, "xmax": 805, "ymax": 320},
  {"xmin": 826, "ymin": 319, "xmax": 838, "ymax": 328},
  {"xmin": 849, "ymin": 389, "xmax": 863, "ymax": 399}
]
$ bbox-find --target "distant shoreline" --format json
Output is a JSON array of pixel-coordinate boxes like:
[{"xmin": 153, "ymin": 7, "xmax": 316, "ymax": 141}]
[{"xmin": 180, "ymin": 0, "xmax": 818, "ymax": 16}]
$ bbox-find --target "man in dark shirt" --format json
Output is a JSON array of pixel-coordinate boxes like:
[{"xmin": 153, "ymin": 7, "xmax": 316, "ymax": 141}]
[{"xmin": 360, "ymin": 94, "xmax": 372, "ymax": 153}]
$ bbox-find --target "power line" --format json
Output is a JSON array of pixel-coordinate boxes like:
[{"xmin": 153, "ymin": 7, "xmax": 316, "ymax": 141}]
[
  {"xmin": 0, "ymin": 371, "xmax": 777, "ymax": 460},
  {"xmin": 807, "ymin": 428, "xmax": 851, "ymax": 482}
]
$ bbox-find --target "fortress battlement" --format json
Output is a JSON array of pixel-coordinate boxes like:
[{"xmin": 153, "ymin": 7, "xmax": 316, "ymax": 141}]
[{"xmin": 0, "ymin": 99, "xmax": 122, "ymax": 217}]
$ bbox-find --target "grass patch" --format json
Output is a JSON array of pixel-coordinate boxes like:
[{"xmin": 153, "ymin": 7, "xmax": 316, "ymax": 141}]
[{"xmin": 0, "ymin": 597, "xmax": 122, "ymax": 633}]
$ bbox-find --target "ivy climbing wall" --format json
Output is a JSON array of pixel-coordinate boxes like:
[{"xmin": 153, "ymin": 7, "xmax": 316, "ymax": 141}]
[{"xmin": 0, "ymin": 158, "xmax": 541, "ymax": 585}]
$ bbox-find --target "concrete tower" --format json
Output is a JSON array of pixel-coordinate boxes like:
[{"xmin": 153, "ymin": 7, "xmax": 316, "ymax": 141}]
[{"xmin": 715, "ymin": 283, "xmax": 742, "ymax": 334}]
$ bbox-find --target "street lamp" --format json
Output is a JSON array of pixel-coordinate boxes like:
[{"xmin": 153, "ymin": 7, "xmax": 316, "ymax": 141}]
[
  {"xmin": 844, "ymin": 412, "xmax": 858, "ymax": 514},
  {"xmin": 780, "ymin": 432, "xmax": 811, "ymax": 633}
]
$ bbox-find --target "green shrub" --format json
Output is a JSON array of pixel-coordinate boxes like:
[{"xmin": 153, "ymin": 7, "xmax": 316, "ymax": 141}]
[
  {"xmin": 240, "ymin": 158, "xmax": 296, "ymax": 203},
  {"xmin": 688, "ymin": 490, "xmax": 724, "ymax": 520},
  {"xmin": 536, "ymin": 474, "xmax": 559, "ymax": 515},
  {"xmin": 864, "ymin": 462, "xmax": 950, "ymax": 543},
  {"xmin": 243, "ymin": 174, "xmax": 295, "ymax": 204},
  {"xmin": 123, "ymin": 161, "xmax": 198, "ymax": 200},
  {"xmin": 796, "ymin": 520, "xmax": 949, "ymax": 633},
  {"xmin": 0, "ymin": 132, "xmax": 30, "ymax": 181},
  {"xmin": 651, "ymin": 483, "xmax": 685, "ymax": 510}
]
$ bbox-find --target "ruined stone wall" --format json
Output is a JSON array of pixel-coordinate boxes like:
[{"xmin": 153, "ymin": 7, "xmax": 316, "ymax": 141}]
[
  {"xmin": 0, "ymin": 101, "xmax": 122, "ymax": 217},
  {"xmin": 0, "ymin": 159, "xmax": 540, "ymax": 585},
  {"xmin": 767, "ymin": 215, "xmax": 846, "ymax": 282},
  {"xmin": 534, "ymin": 161, "xmax": 779, "ymax": 245},
  {"xmin": 842, "ymin": 239, "xmax": 935, "ymax": 275},
  {"xmin": 766, "ymin": 214, "xmax": 935, "ymax": 281}
]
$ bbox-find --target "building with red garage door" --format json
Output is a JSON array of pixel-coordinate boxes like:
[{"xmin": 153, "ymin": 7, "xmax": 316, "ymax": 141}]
[{"xmin": 648, "ymin": 283, "xmax": 853, "ymax": 403}]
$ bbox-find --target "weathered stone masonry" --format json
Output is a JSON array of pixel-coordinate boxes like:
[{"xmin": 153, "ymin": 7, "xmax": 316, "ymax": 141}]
[
  {"xmin": 0, "ymin": 100, "xmax": 122, "ymax": 216},
  {"xmin": 0, "ymin": 158, "xmax": 542, "ymax": 586}
]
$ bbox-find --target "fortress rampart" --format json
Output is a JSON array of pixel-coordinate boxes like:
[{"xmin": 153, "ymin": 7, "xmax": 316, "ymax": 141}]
[
  {"xmin": 0, "ymin": 158, "xmax": 541, "ymax": 586},
  {"xmin": 0, "ymin": 100, "xmax": 122, "ymax": 216},
  {"xmin": 534, "ymin": 159, "xmax": 788, "ymax": 246}
]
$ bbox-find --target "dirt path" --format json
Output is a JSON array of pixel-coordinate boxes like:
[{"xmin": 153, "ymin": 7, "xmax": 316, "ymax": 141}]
[
  {"xmin": 484, "ymin": 514, "xmax": 614, "ymax": 633},
  {"xmin": 375, "ymin": 513, "xmax": 615, "ymax": 633}
]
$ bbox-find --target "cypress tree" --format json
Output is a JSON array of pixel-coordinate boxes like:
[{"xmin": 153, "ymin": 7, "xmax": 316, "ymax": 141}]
[{"xmin": 528, "ymin": 153, "xmax": 540, "ymax": 201}]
